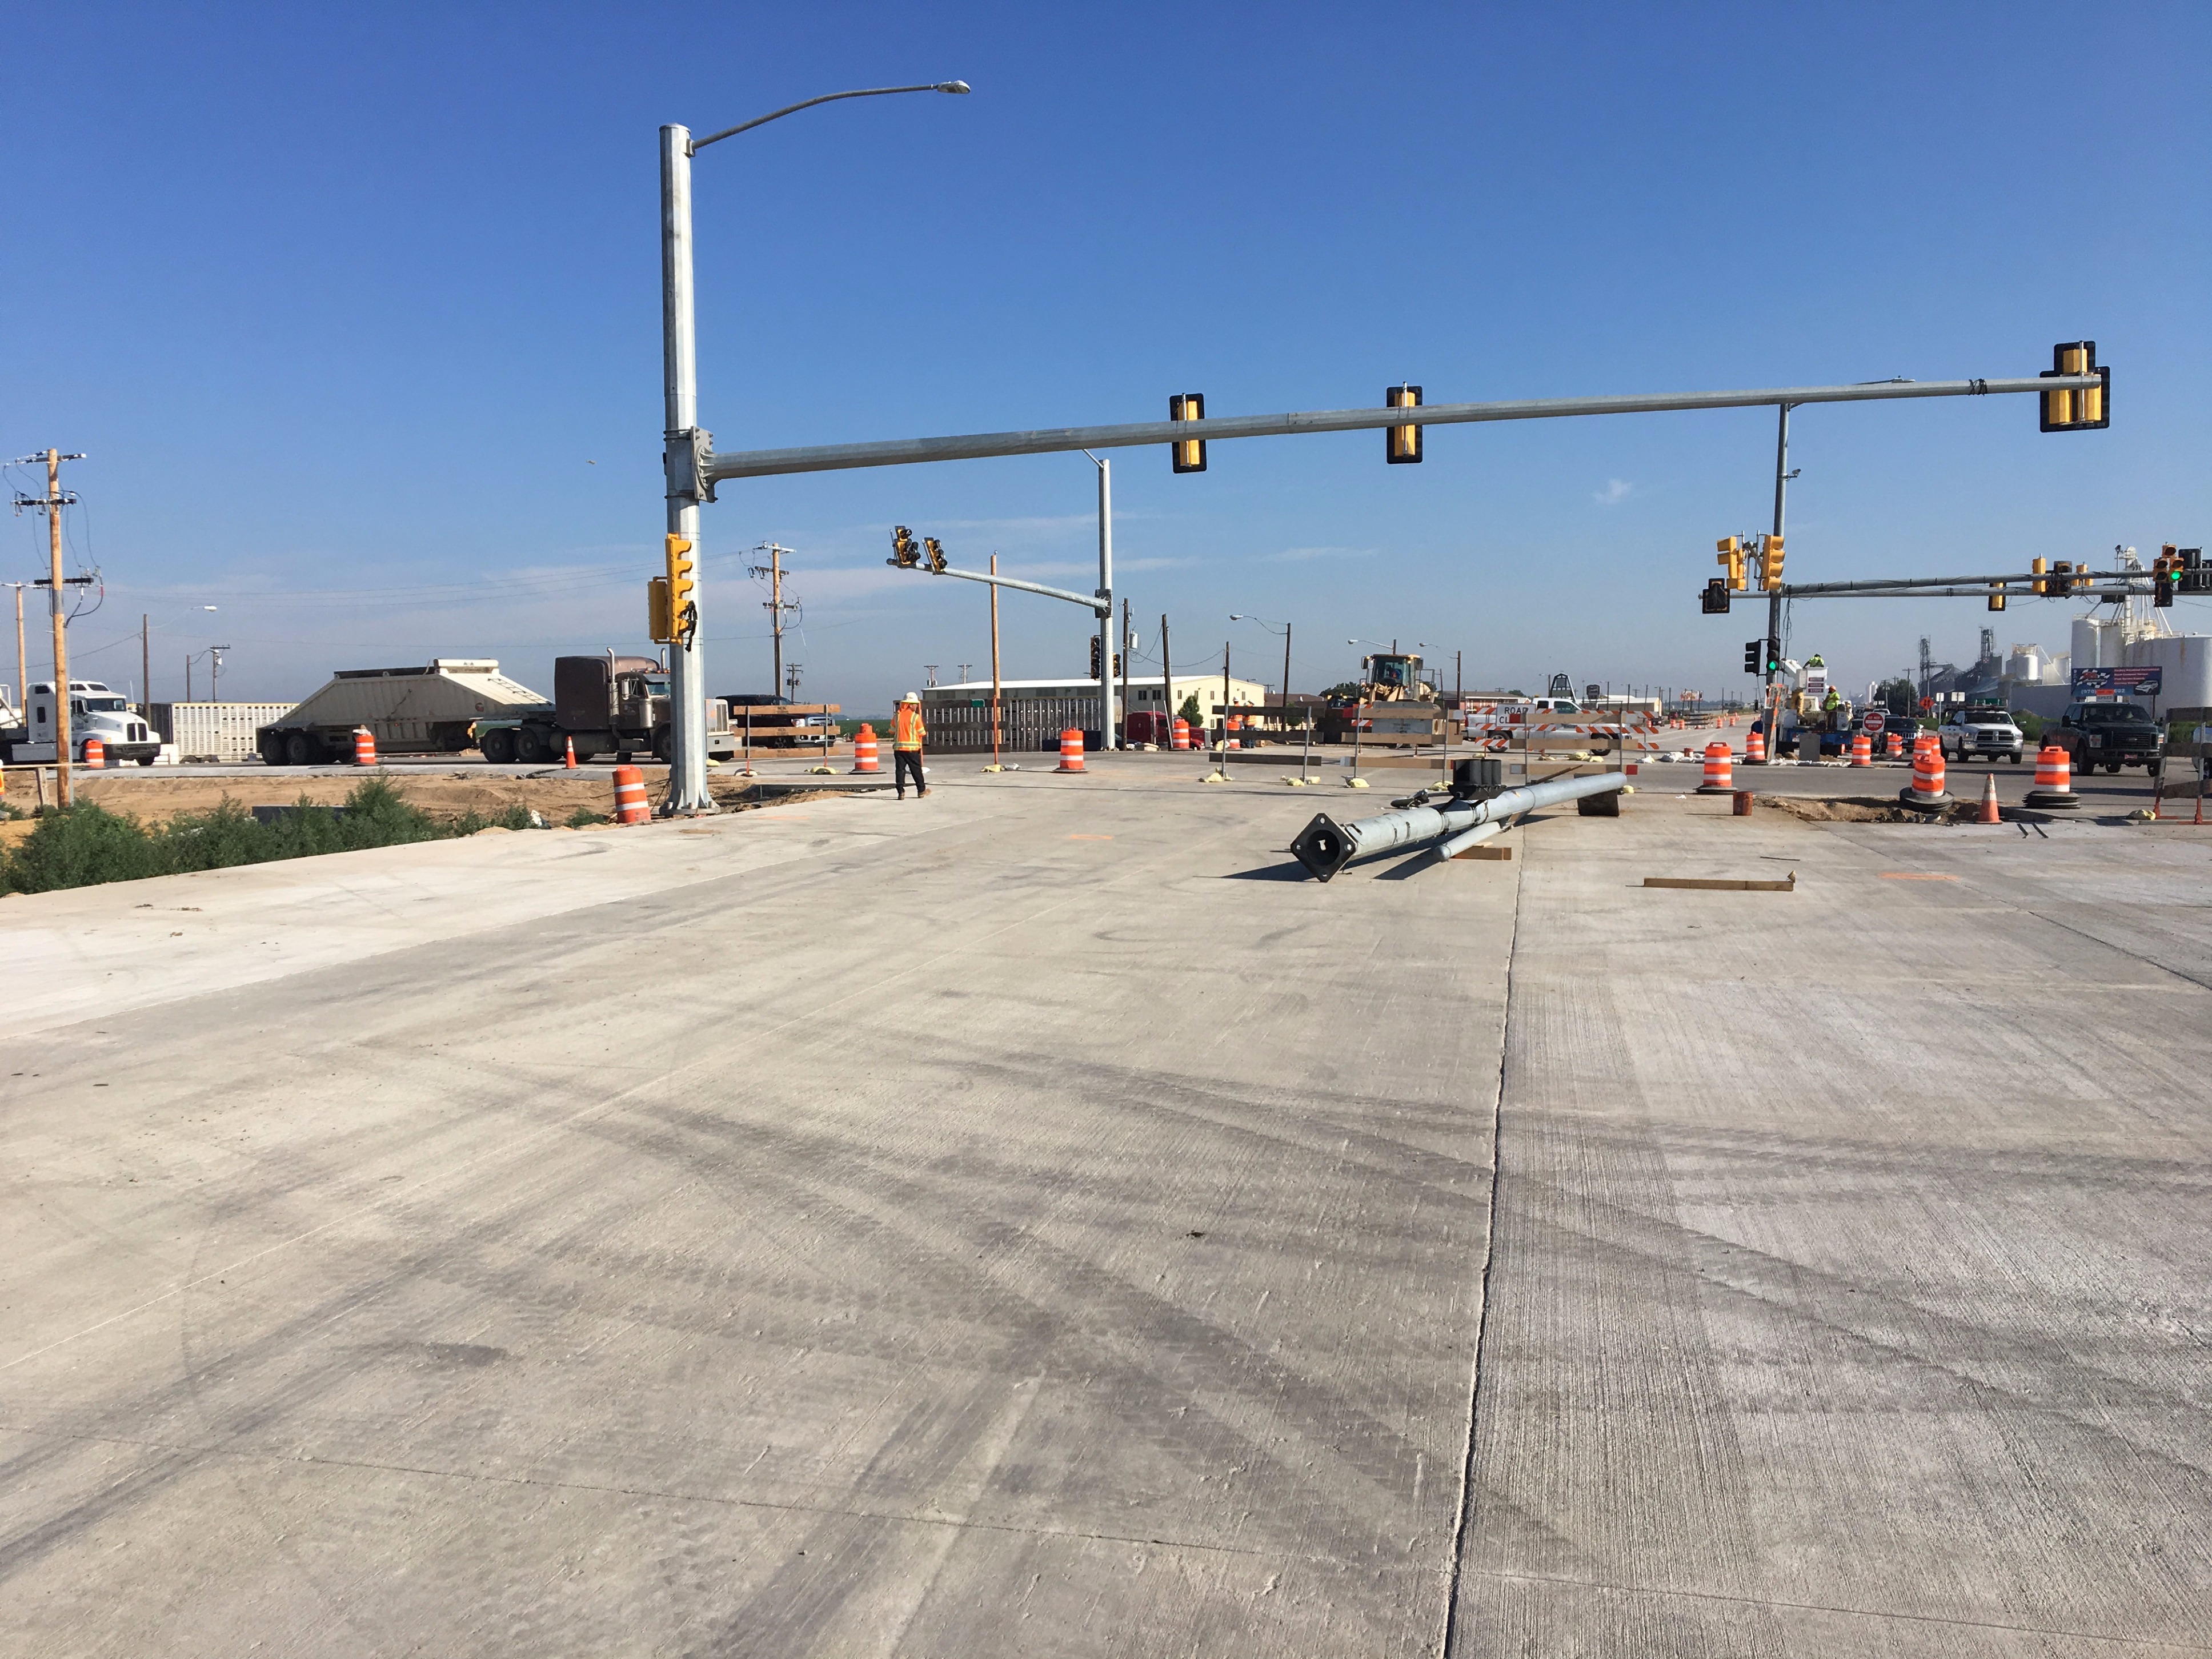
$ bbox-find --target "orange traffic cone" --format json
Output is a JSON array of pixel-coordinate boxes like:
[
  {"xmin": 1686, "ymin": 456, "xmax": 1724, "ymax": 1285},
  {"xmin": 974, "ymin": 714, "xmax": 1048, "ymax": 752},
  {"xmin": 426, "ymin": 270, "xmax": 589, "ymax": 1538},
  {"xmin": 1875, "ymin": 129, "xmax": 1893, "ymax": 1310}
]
[
  {"xmin": 1978, "ymin": 771, "xmax": 2001, "ymax": 823},
  {"xmin": 564, "ymin": 735, "xmax": 577, "ymax": 769}
]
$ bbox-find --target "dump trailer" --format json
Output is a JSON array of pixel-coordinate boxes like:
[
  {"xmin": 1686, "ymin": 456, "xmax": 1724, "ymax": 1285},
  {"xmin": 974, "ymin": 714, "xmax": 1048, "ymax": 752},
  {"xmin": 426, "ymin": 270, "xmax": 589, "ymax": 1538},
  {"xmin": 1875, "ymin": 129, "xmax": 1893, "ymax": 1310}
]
[
  {"xmin": 472, "ymin": 654, "xmax": 744, "ymax": 763},
  {"xmin": 257, "ymin": 659, "xmax": 551, "ymax": 765}
]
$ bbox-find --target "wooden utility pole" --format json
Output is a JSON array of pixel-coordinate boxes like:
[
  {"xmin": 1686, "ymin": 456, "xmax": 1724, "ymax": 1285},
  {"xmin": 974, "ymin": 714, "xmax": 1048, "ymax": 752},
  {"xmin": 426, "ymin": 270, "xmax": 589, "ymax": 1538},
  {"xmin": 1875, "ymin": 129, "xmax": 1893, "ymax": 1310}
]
[
  {"xmin": 989, "ymin": 552, "xmax": 1003, "ymax": 768},
  {"xmin": 1119, "ymin": 596, "xmax": 1131, "ymax": 745},
  {"xmin": 9, "ymin": 583, "xmax": 23, "ymax": 711},
  {"xmin": 1159, "ymin": 614, "xmax": 1172, "ymax": 738},
  {"xmin": 17, "ymin": 450, "xmax": 83, "ymax": 807}
]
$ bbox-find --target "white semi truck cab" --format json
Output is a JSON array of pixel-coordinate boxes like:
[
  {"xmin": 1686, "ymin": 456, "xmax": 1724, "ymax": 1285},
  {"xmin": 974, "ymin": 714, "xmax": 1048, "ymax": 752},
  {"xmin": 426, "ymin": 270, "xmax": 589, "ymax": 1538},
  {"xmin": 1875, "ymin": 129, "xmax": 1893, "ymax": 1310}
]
[{"xmin": 4, "ymin": 680, "xmax": 160, "ymax": 765}]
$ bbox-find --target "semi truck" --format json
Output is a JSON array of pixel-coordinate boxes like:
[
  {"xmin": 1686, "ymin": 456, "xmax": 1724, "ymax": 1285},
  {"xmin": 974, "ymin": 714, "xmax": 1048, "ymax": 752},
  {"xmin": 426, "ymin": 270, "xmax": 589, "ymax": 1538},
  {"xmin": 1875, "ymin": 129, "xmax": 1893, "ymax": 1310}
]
[
  {"xmin": 257, "ymin": 655, "xmax": 747, "ymax": 766},
  {"xmin": 257, "ymin": 659, "xmax": 552, "ymax": 765},
  {"xmin": 1, "ymin": 680, "xmax": 161, "ymax": 764}
]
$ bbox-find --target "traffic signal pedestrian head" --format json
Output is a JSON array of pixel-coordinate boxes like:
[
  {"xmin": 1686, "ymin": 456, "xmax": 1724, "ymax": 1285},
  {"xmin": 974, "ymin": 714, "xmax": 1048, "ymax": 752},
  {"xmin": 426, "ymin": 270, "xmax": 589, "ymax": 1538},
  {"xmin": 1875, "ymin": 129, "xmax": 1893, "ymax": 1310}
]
[
  {"xmin": 2041, "ymin": 341, "xmax": 2109, "ymax": 432},
  {"xmin": 1169, "ymin": 392, "xmax": 1207, "ymax": 474},
  {"xmin": 664, "ymin": 534, "xmax": 696, "ymax": 647},
  {"xmin": 888, "ymin": 525, "xmax": 920, "ymax": 568},
  {"xmin": 924, "ymin": 536, "xmax": 948, "ymax": 574},
  {"xmin": 1385, "ymin": 384, "xmax": 1422, "ymax": 465},
  {"xmin": 1701, "ymin": 578, "xmax": 1730, "ymax": 614}
]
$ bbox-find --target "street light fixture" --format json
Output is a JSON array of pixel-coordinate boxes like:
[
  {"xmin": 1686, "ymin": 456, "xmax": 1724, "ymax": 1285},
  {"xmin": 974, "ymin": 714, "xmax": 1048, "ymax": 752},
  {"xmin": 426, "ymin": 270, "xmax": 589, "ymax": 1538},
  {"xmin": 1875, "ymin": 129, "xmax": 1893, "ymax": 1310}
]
[
  {"xmin": 1230, "ymin": 614, "xmax": 1293, "ymax": 719},
  {"xmin": 659, "ymin": 80, "xmax": 970, "ymax": 812}
]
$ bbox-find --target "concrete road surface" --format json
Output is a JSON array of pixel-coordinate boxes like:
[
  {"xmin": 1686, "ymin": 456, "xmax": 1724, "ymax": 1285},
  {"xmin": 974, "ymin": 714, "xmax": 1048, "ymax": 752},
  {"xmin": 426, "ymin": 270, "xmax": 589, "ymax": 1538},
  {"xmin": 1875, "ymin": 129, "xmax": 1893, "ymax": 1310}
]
[{"xmin": 2, "ymin": 756, "xmax": 2207, "ymax": 1656}]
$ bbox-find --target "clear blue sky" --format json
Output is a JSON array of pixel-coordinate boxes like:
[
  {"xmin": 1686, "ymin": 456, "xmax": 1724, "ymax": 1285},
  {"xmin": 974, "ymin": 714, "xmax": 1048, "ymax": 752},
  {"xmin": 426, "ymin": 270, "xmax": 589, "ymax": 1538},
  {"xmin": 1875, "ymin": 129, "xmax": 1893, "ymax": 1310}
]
[{"xmin": 6, "ymin": 2, "xmax": 2206, "ymax": 710}]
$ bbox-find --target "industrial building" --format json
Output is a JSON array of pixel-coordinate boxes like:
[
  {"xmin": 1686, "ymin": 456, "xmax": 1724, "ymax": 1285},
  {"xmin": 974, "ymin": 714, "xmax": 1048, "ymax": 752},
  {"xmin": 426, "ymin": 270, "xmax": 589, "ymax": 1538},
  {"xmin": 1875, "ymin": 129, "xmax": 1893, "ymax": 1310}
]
[{"xmin": 920, "ymin": 674, "xmax": 1269, "ymax": 752}]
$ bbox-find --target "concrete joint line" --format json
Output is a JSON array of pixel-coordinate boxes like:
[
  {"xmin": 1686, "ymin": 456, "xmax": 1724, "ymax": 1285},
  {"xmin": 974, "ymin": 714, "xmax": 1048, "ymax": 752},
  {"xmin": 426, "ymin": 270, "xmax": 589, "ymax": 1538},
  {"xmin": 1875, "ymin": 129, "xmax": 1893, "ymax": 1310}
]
[{"xmin": 1438, "ymin": 847, "xmax": 1522, "ymax": 1658}]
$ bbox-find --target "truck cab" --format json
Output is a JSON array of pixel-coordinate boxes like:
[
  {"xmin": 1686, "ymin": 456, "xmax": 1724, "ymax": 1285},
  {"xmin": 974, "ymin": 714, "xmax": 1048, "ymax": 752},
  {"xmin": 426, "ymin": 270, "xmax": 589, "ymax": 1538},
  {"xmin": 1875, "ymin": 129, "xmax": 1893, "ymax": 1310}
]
[
  {"xmin": 9, "ymin": 680, "xmax": 159, "ymax": 765},
  {"xmin": 2051, "ymin": 700, "xmax": 2161, "ymax": 774}
]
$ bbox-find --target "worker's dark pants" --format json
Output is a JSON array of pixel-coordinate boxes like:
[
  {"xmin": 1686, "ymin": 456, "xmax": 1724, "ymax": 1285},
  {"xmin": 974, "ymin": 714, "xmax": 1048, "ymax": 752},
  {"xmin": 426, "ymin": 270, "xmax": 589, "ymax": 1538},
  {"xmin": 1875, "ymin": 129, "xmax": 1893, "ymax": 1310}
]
[{"xmin": 895, "ymin": 750, "xmax": 925, "ymax": 794}]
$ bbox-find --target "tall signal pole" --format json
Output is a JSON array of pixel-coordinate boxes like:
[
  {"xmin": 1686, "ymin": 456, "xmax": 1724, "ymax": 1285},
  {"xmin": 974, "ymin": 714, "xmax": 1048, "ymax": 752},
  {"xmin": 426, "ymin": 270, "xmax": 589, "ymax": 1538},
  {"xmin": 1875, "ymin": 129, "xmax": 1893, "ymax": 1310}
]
[
  {"xmin": 7, "ymin": 583, "xmax": 25, "ymax": 711},
  {"xmin": 13, "ymin": 451, "xmax": 85, "ymax": 806},
  {"xmin": 1765, "ymin": 404, "xmax": 1792, "ymax": 752}
]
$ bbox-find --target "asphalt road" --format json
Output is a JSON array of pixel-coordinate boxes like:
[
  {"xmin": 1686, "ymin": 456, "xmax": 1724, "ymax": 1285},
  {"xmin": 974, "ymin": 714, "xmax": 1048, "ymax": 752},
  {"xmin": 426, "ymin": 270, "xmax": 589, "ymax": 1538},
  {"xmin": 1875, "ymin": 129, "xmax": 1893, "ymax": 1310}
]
[{"xmin": 3, "ymin": 756, "xmax": 2207, "ymax": 1655}]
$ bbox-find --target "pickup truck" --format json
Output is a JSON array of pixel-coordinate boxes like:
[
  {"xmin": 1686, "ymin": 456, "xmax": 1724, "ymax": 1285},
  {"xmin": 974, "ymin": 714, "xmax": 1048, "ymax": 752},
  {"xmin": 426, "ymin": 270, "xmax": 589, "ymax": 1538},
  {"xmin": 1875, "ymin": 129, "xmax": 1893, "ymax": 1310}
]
[
  {"xmin": 1938, "ymin": 708, "xmax": 2025, "ymax": 763},
  {"xmin": 2049, "ymin": 700, "xmax": 2162, "ymax": 774}
]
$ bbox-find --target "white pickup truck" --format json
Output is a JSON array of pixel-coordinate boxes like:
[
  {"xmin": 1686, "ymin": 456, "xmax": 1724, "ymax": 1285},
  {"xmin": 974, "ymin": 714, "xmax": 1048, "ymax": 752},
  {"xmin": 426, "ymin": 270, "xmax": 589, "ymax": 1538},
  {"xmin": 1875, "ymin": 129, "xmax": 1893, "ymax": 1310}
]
[
  {"xmin": 1937, "ymin": 707, "xmax": 2025, "ymax": 764},
  {"xmin": 1, "ymin": 680, "xmax": 161, "ymax": 765}
]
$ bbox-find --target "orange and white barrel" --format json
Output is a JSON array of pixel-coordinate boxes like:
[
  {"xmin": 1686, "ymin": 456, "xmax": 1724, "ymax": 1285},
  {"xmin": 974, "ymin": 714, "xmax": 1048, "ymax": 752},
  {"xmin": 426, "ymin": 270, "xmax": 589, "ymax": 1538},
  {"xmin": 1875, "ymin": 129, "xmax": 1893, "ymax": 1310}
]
[
  {"xmin": 851, "ymin": 723, "xmax": 880, "ymax": 773},
  {"xmin": 1745, "ymin": 727, "xmax": 1767, "ymax": 764},
  {"xmin": 83, "ymin": 736, "xmax": 105, "ymax": 770},
  {"xmin": 613, "ymin": 764, "xmax": 651, "ymax": 824},
  {"xmin": 1056, "ymin": 728, "xmax": 1086, "ymax": 773},
  {"xmin": 1171, "ymin": 718, "xmax": 1190, "ymax": 751},
  {"xmin": 1850, "ymin": 732, "xmax": 1871, "ymax": 767},
  {"xmin": 1902, "ymin": 734, "xmax": 1947, "ymax": 805},
  {"xmin": 2025, "ymin": 742, "xmax": 2079, "ymax": 808},
  {"xmin": 1886, "ymin": 731, "xmax": 1904, "ymax": 760},
  {"xmin": 1697, "ymin": 741, "xmax": 1733, "ymax": 794},
  {"xmin": 354, "ymin": 727, "xmax": 377, "ymax": 766}
]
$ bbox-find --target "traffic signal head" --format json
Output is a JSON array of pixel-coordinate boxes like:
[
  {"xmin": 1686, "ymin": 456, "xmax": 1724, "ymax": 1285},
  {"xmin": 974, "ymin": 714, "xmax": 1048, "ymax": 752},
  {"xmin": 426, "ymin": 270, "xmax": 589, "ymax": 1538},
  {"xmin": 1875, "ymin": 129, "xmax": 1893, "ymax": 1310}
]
[
  {"xmin": 2183, "ymin": 547, "xmax": 2207, "ymax": 595},
  {"xmin": 1764, "ymin": 639, "xmax": 1783, "ymax": 674},
  {"xmin": 647, "ymin": 575, "xmax": 672, "ymax": 644},
  {"xmin": 1701, "ymin": 578, "xmax": 1731, "ymax": 615},
  {"xmin": 1385, "ymin": 384, "xmax": 1422, "ymax": 465},
  {"xmin": 1760, "ymin": 534, "xmax": 1785, "ymax": 590},
  {"xmin": 888, "ymin": 525, "xmax": 920, "ymax": 568},
  {"xmin": 664, "ymin": 534, "xmax": 696, "ymax": 646},
  {"xmin": 1989, "ymin": 580, "xmax": 2006, "ymax": 613},
  {"xmin": 2031, "ymin": 555, "xmax": 2047, "ymax": 595},
  {"xmin": 924, "ymin": 536, "xmax": 948, "ymax": 574},
  {"xmin": 1716, "ymin": 535, "xmax": 1748, "ymax": 591},
  {"xmin": 1743, "ymin": 639, "xmax": 1762, "ymax": 675},
  {"xmin": 2041, "ymin": 341, "xmax": 2109, "ymax": 432},
  {"xmin": 2050, "ymin": 559, "xmax": 2074, "ymax": 597},
  {"xmin": 2153, "ymin": 551, "xmax": 2176, "ymax": 607},
  {"xmin": 1169, "ymin": 392, "xmax": 1207, "ymax": 473}
]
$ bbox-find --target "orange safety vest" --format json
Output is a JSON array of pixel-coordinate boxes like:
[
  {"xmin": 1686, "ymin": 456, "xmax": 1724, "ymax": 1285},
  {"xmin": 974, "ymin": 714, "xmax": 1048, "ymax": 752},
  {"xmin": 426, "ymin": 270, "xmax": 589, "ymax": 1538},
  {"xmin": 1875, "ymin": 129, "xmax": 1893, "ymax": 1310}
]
[{"xmin": 894, "ymin": 703, "xmax": 927, "ymax": 750}]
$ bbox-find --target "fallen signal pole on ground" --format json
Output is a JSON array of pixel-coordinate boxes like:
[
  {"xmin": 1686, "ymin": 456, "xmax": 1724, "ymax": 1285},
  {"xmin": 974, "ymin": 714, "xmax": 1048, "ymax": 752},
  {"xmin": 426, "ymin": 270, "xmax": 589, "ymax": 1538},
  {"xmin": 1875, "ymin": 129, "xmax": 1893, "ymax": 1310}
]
[{"xmin": 1290, "ymin": 765, "xmax": 1630, "ymax": 883}]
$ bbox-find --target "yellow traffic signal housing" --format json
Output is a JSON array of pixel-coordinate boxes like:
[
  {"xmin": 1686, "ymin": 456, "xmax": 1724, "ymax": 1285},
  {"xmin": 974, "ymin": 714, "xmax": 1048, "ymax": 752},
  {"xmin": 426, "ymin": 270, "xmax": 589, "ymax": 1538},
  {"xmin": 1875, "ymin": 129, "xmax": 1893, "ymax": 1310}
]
[
  {"xmin": 1989, "ymin": 581, "xmax": 2006, "ymax": 612},
  {"xmin": 1385, "ymin": 384, "xmax": 1423, "ymax": 464},
  {"xmin": 647, "ymin": 576, "xmax": 673, "ymax": 643},
  {"xmin": 887, "ymin": 525, "xmax": 921, "ymax": 568},
  {"xmin": 2031, "ymin": 555, "xmax": 2048, "ymax": 595},
  {"xmin": 2041, "ymin": 341, "xmax": 2109, "ymax": 432},
  {"xmin": 1759, "ymin": 534, "xmax": 1785, "ymax": 590},
  {"xmin": 1716, "ymin": 535, "xmax": 1748, "ymax": 591},
  {"xmin": 1169, "ymin": 392, "xmax": 1207, "ymax": 473},
  {"xmin": 664, "ymin": 534, "xmax": 696, "ymax": 646},
  {"xmin": 924, "ymin": 536, "xmax": 948, "ymax": 574}
]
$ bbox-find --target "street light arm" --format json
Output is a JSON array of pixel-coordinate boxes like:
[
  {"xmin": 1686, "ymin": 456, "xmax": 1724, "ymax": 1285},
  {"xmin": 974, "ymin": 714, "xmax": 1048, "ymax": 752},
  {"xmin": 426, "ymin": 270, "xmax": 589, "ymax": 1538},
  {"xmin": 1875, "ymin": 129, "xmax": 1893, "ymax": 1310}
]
[{"xmin": 690, "ymin": 82, "xmax": 970, "ymax": 152}]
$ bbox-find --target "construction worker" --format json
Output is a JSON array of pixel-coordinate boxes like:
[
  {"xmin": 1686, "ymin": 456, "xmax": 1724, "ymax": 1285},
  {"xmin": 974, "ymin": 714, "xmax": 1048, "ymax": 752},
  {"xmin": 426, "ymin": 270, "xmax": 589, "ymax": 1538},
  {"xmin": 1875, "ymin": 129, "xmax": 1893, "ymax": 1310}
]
[{"xmin": 893, "ymin": 691, "xmax": 928, "ymax": 799}]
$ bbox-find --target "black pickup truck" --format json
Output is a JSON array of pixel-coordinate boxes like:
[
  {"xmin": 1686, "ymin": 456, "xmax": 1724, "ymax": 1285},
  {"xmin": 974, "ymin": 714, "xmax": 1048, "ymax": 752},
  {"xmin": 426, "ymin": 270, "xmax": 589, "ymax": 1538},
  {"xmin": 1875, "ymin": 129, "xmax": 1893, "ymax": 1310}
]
[{"xmin": 2049, "ymin": 700, "xmax": 2163, "ymax": 774}]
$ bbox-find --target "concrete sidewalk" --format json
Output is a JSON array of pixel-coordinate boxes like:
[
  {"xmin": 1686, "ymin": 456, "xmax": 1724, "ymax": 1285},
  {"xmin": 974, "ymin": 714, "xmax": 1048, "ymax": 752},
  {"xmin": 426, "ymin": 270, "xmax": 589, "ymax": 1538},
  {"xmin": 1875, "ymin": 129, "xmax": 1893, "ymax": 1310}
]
[{"xmin": 2, "ymin": 764, "xmax": 2207, "ymax": 1655}]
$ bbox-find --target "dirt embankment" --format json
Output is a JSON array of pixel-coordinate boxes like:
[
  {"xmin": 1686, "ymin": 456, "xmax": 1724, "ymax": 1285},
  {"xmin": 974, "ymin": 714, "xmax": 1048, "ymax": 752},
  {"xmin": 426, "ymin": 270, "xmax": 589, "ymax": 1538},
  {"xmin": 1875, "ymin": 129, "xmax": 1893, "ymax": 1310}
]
[
  {"xmin": 2, "ymin": 770, "xmax": 803, "ymax": 827},
  {"xmin": 1760, "ymin": 795, "xmax": 1987, "ymax": 826}
]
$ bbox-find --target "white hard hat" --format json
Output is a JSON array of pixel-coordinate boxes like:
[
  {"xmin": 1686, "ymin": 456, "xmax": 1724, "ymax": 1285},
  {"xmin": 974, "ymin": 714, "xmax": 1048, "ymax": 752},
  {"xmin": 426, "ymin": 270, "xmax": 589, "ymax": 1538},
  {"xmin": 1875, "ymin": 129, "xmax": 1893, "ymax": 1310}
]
[{"xmin": 901, "ymin": 691, "xmax": 920, "ymax": 702}]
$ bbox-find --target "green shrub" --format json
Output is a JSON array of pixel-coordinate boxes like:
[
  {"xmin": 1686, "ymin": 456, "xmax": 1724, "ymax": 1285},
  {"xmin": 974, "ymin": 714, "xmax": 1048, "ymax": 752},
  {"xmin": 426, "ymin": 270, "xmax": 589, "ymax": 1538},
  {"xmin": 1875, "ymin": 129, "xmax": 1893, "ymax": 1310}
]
[
  {"xmin": 2015, "ymin": 711, "xmax": 2045, "ymax": 741},
  {"xmin": 3, "ymin": 803, "xmax": 162, "ymax": 892},
  {"xmin": 566, "ymin": 807, "xmax": 608, "ymax": 828}
]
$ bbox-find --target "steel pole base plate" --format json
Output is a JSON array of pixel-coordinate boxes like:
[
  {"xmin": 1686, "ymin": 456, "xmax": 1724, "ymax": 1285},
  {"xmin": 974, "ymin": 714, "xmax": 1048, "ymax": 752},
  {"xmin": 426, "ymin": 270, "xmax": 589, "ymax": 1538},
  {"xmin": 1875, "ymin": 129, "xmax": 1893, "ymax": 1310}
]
[
  {"xmin": 1289, "ymin": 812, "xmax": 1355, "ymax": 882},
  {"xmin": 1898, "ymin": 788, "xmax": 1951, "ymax": 811},
  {"xmin": 2022, "ymin": 789, "xmax": 2081, "ymax": 810},
  {"xmin": 1695, "ymin": 783, "xmax": 1736, "ymax": 795}
]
